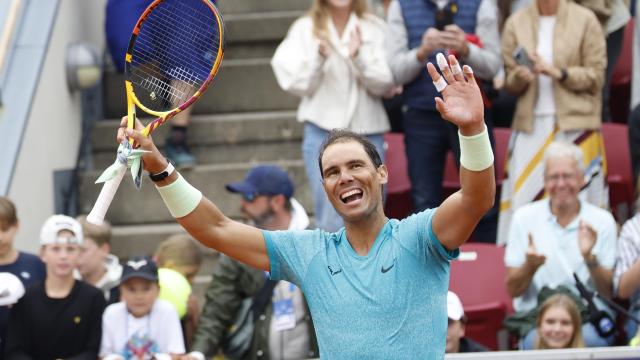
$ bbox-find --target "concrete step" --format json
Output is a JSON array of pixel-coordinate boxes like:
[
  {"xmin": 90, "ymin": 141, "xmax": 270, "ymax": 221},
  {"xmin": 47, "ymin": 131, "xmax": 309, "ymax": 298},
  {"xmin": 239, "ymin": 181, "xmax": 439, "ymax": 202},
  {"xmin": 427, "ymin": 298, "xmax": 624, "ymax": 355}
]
[
  {"xmin": 104, "ymin": 59, "xmax": 299, "ymax": 118},
  {"xmin": 224, "ymin": 11, "xmax": 300, "ymax": 44},
  {"xmin": 218, "ymin": 0, "xmax": 311, "ymax": 14},
  {"xmin": 77, "ymin": 160, "xmax": 312, "ymax": 226}
]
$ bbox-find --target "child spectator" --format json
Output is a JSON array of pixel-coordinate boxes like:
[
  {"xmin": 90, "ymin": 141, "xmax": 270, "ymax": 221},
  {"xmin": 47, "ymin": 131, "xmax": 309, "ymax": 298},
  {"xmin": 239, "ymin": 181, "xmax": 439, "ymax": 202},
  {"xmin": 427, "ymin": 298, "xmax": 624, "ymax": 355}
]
[
  {"xmin": 100, "ymin": 256, "xmax": 185, "ymax": 360},
  {"xmin": 76, "ymin": 215, "xmax": 122, "ymax": 304},
  {"xmin": 0, "ymin": 197, "xmax": 46, "ymax": 360},
  {"xmin": 5, "ymin": 215, "xmax": 106, "ymax": 360},
  {"xmin": 534, "ymin": 294, "xmax": 585, "ymax": 349},
  {"xmin": 446, "ymin": 291, "xmax": 489, "ymax": 353},
  {"xmin": 154, "ymin": 234, "xmax": 202, "ymax": 347}
]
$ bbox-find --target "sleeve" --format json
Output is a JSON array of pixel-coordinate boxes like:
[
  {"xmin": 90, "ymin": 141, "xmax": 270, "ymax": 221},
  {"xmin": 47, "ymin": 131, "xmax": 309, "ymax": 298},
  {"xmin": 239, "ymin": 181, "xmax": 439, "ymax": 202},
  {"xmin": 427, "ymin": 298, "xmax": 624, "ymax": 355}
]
[
  {"xmin": 190, "ymin": 256, "xmax": 265, "ymax": 356},
  {"xmin": 592, "ymin": 211, "xmax": 619, "ymax": 269},
  {"xmin": 398, "ymin": 210, "xmax": 459, "ymax": 264},
  {"xmin": 504, "ymin": 209, "xmax": 528, "ymax": 268},
  {"xmin": 350, "ymin": 17, "xmax": 394, "ymax": 96},
  {"xmin": 68, "ymin": 290, "xmax": 107, "ymax": 360},
  {"xmin": 466, "ymin": 0, "xmax": 502, "ymax": 80},
  {"xmin": 271, "ymin": 18, "xmax": 327, "ymax": 97},
  {"xmin": 263, "ymin": 229, "xmax": 324, "ymax": 285},
  {"xmin": 501, "ymin": 16, "xmax": 530, "ymax": 95},
  {"xmin": 614, "ymin": 217, "xmax": 640, "ymax": 292},
  {"xmin": 385, "ymin": 0, "xmax": 424, "ymax": 85},
  {"xmin": 4, "ymin": 298, "xmax": 34, "ymax": 360},
  {"xmin": 561, "ymin": 11, "xmax": 606, "ymax": 92}
]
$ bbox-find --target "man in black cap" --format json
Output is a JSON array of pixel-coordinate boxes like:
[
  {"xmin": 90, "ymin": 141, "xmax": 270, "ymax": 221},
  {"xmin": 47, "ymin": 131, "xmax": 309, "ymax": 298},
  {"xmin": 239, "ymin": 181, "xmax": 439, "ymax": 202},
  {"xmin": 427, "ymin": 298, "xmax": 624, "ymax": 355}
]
[{"xmin": 189, "ymin": 165, "xmax": 318, "ymax": 360}]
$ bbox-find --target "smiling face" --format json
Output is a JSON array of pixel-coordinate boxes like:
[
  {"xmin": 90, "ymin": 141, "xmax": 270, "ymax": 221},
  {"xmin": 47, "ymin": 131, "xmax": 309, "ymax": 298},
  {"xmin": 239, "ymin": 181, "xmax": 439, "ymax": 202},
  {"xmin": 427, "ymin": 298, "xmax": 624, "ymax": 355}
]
[
  {"xmin": 544, "ymin": 156, "xmax": 583, "ymax": 210},
  {"xmin": 538, "ymin": 305, "xmax": 575, "ymax": 349},
  {"xmin": 320, "ymin": 140, "xmax": 387, "ymax": 223}
]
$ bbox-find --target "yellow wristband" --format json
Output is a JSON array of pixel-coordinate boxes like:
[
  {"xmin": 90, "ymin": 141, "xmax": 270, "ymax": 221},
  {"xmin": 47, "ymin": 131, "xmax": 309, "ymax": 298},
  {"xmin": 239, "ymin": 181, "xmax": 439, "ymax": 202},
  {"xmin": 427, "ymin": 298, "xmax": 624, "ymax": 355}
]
[
  {"xmin": 156, "ymin": 174, "xmax": 202, "ymax": 218},
  {"xmin": 459, "ymin": 125, "xmax": 494, "ymax": 171}
]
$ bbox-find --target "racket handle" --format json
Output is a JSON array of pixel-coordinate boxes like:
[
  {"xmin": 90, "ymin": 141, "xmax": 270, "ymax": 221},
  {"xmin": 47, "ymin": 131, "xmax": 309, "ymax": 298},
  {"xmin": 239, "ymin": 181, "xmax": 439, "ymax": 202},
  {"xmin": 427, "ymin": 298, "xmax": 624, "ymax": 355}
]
[{"xmin": 87, "ymin": 166, "xmax": 127, "ymax": 225}]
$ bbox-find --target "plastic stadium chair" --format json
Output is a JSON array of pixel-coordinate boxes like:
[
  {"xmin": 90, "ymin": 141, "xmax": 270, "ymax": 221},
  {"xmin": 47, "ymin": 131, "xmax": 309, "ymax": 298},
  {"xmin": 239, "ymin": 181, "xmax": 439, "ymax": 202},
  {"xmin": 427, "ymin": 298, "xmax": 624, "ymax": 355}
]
[
  {"xmin": 384, "ymin": 133, "xmax": 414, "ymax": 219},
  {"xmin": 602, "ymin": 123, "xmax": 634, "ymax": 222}
]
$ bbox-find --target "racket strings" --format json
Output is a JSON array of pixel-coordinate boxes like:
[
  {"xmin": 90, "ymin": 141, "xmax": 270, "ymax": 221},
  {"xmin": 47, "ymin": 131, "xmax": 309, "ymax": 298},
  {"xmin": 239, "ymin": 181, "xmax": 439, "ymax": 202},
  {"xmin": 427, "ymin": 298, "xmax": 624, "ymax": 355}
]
[{"xmin": 129, "ymin": 0, "xmax": 221, "ymax": 111}]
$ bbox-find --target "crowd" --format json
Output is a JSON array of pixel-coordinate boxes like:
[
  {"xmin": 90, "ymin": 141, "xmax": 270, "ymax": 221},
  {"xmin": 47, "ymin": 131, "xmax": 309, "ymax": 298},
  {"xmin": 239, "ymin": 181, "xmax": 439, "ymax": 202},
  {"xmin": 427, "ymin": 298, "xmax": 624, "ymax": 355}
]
[{"xmin": 1, "ymin": 0, "xmax": 640, "ymax": 358}]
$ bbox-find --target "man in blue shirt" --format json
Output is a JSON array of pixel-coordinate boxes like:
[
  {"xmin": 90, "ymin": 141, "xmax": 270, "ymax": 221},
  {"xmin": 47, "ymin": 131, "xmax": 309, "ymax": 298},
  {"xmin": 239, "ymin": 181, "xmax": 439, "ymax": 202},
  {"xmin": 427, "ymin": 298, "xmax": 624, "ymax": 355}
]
[{"xmin": 117, "ymin": 54, "xmax": 495, "ymax": 358}]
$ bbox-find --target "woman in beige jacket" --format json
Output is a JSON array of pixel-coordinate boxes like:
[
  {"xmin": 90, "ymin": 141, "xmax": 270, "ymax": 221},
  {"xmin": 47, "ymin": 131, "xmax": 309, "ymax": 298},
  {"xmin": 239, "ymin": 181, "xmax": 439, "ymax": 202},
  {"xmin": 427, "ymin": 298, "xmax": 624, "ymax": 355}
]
[{"xmin": 497, "ymin": 0, "xmax": 608, "ymax": 245}]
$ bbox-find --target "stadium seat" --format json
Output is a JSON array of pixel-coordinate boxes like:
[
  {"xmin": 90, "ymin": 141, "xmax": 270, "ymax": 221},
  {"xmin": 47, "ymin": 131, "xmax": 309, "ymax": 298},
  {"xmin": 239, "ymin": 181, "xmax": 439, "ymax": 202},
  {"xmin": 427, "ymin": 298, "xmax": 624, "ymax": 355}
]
[
  {"xmin": 450, "ymin": 243, "xmax": 512, "ymax": 350},
  {"xmin": 442, "ymin": 151, "xmax": 460, "ymax": 199},
  {"xmin": 384, "ymin": 133, "xmax": 414, "ymax": 219},
  {"xmin": 610, "ymin": 19, "xmax": 634, "ymax": 123},
  {"xmin": 602, "ymin": 123, "xmax": 634, "ymax": 222}
]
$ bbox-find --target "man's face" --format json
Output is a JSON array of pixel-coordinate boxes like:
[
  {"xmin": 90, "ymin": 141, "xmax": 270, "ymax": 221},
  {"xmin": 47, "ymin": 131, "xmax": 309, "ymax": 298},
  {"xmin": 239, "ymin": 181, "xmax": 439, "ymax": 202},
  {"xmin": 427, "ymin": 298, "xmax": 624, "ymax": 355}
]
[
  {"xmin": 320, "ymin": 141, "xmax": 387, "ymax": 222},
  {"xmin": 240, "ymin": 195, "xmax": 276, "ymax": 229},
  {"xmin": 539, "ymin": 305, "xmax": 575, "ymax": 349},
  {"xmin": 120, "ymin": 277, "xmax": 159, "ymax": 318},
  {"xmin": 77, "ymin": 238, "xmax": 108, "ymax": 279},
  {"xmin": 544, "ymin": 156, "xmax": 583, "ymax": 209},
  {"xmin": 0, "ymin": 222, "xmax": 17, "ymax": 258},
  {"xmin": 445, "ymin": 319, "xmax": 465, "ymax": 353},
  {"xmin": 40, "ymin": 230, "xmax": 81, "ymax": 278}
]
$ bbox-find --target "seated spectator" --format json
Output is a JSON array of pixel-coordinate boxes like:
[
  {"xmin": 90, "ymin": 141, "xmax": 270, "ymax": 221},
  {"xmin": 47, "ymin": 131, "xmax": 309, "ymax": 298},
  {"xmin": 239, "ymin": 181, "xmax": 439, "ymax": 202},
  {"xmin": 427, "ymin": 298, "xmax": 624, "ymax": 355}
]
[
  {"xmin": 76, "ymin": 215, "xmax": 122, "ymax": 304},
  {"xmin": 100, "ymin": 256, "xmax": 185, "ymax": 360},
  {"xmin": 534, "ymin": 293, "xmax": 585, "ymax": 349},
  {"xmin": 446, "ymin": 291, "xmax": 489, "ymax": 353},
  {"xmin": 0, "ymin": 197, "xmax": 46, "ymax": 360},
  {"xmin": 504, "ymin": 141, "xmax": 617, "ymax": 348},
  {"xmin": 154, "ymin": 234, "xmax": 203, "ymax": 346},
  {"xmin": 5, "ymin": 215, "xmax": 106, "ymax": 359}
]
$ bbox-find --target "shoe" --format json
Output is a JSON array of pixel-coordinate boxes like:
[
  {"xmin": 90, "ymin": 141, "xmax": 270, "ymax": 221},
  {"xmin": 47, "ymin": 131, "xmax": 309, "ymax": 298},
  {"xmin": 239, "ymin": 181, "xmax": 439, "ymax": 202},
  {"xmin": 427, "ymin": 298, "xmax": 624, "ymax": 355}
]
[{"xmin": 165, "ymin": 142, "xmax": 196, "ymax": 169}]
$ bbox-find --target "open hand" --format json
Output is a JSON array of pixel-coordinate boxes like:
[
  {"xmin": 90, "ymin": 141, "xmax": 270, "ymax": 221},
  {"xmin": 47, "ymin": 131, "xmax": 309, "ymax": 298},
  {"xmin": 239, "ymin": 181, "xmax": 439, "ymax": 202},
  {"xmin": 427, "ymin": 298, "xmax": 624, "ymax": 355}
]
[{"xmin": 578, "ymin": 220, "xmax": 597, "ymax": 258}]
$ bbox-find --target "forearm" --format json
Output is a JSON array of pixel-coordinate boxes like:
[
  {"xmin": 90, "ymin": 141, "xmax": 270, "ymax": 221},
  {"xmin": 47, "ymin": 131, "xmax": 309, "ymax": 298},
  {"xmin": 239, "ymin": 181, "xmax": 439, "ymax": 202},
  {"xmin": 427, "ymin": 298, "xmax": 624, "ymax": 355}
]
[
  {"xmin": 619, "ymin": 260, "xmax": 640, "ymax": 298},
  {"xmin": 506, "ymin": 264, "xmax": 537, "ymax": 297},
  {"xmin": 588, "ymin": 264, "xmax": 613, "ymax": 298}
]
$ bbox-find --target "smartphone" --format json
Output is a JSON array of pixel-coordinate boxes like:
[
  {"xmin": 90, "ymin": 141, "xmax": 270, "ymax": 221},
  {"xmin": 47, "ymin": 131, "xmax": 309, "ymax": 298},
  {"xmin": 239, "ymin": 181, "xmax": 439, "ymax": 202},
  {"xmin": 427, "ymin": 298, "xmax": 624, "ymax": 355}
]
[
  {"xmin": 435, "ymin": 7, "xmax": 454, "ymax": 31},
  {"xmin": 512, "ymin": 46, "xmax": 534, "ymax": 69}
]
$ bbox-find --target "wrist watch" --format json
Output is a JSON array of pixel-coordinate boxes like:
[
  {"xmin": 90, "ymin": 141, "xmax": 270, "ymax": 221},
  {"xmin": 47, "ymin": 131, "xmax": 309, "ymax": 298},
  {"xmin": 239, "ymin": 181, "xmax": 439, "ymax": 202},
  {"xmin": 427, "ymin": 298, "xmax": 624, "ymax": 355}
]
[
  {"xmin": 149, "ymin": 161, "xmax": 175, "ymax": 182},
  {"xmin": 585, "ymin": 255, "xmax": 598, "ymax": 268},
  {"xmin": 559, "ymin": 68, "xmax": 568, "ymax": 82}
]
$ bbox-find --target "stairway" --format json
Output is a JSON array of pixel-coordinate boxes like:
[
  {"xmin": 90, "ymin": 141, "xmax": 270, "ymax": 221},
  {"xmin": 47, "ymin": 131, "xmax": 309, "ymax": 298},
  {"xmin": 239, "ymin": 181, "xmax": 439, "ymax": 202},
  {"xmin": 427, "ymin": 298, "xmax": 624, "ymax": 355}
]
[{"xmin": 77, "ymin": 0, "xmax": 313, "ymax": 279}]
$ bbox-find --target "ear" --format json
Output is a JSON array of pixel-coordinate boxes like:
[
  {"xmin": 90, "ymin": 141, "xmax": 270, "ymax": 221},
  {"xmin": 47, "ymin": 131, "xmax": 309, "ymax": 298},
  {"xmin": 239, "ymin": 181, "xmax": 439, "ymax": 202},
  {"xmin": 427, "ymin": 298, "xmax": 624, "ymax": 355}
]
[
  {"xmin": 100, "ymin": 242, "xmax": 111, "ymax": 254},
  {"xmin": 270, "ymin": 194, "xmax": 286, "ymax": 210},
  {"xmin": 377, "ymin": 164, "xmax": 388, "ymax": 185}
]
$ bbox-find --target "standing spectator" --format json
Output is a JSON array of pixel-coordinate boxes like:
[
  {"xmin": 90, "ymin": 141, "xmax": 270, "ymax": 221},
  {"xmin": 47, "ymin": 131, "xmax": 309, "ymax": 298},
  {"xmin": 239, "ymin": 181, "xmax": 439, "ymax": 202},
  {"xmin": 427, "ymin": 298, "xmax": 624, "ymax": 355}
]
[
  {"xmin": 76, "ymin": 215, "xmax": 122, "ymax": 304},
  {"xmin": 271, "ymin": 0, "xmax": 394, "ymax": 232},
  {"xmin": 385, "ymin": 0, "xmax": 502, "ymax": 242},
  {"xmin": 445, "ymin": 291, "xmax": 489, "ymax": 353},
  {"xmin": 534, "ymin": 293, "xmax": 585, "ymax": 349},
  {"xmin": 100, "ymin": 256, "xmax": 185, "ymax": 360},
  {"xmin": 504, "ymin": 142, "xmax": 617, "ymax": 348},
  {"xmin": 0, "ymin": 197, "xmax": 45, "ymax": 360},
  {"xmin": 188, "ymin": 165, "xmax": 318, "ymax": 360},
  {"xmin": 613, "ymin": 205, "xmax": 640, "ymax": 342},
  {"xmin": 5, "ymin": 215, "xmax": 106, "ymax": 360},
  {"xmin": 497, "ymin": 0, "xmax": 608, "ymax": 245}
]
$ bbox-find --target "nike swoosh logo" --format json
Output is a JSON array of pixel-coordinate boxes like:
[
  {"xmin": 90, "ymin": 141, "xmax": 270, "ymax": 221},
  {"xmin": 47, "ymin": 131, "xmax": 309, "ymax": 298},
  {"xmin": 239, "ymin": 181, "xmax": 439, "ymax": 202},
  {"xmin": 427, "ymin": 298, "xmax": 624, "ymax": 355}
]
[
  {"xmin": 328, "ymin": 266, "xmax": 343, "ymax": 276},
  {"xmin": 381, "ymin": 258, "xmax": 396, "ymax": 273}
]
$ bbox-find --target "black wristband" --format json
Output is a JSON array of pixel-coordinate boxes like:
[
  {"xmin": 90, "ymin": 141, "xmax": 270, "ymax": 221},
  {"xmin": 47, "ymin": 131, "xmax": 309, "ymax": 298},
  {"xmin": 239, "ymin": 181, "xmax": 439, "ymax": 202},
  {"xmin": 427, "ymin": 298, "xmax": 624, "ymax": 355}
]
[
  {"xmin": 149, "ymin": 161, "xmax": 175, "ymax": 182},
  {"xmin": 559, "ymin": 68, "xmax": 568, "ymax": 82}
]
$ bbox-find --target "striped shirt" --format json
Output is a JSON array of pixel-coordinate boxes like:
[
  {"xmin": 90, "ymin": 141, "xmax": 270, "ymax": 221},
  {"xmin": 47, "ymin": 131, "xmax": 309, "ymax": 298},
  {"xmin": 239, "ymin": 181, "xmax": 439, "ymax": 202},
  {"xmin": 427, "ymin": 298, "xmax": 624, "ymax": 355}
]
[{"xmin": 614, "ymin": 214, "xmax": 640, "ymax": 309}]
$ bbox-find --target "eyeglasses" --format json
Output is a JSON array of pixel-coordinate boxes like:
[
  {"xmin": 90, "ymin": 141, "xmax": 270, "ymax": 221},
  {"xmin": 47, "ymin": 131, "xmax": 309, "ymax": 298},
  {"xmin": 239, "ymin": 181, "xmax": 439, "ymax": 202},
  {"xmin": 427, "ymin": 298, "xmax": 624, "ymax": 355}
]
[
  {"xmin": 545, "ymin": 172, "xmax": 579, "ymax": 183},
  {"xmin": 242, "ymin": 193, "xmax": 259, "ymax": 202}
]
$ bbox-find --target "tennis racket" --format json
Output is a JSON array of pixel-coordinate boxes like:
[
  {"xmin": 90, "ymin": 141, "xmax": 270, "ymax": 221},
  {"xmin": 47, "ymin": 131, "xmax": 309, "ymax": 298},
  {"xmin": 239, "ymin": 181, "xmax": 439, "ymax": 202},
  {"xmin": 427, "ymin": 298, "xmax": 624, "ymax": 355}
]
[{"xmin": 87, "ymin": 0, "xmax": 225, "ymax": 225}]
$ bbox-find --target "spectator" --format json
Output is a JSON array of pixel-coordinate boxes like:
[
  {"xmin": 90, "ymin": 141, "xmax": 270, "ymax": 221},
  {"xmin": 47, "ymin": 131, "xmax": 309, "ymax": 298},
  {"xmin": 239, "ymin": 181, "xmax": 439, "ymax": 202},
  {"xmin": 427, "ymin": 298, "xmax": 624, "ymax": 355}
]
[
  {"xmin": 100, "ymin": 256, "xmax": 185, "ymax": 360},
  {"xmin": 5, "ymin": 215, "xmax": 106, "ymax": 360},
  {"xmin": 534, "ymin": 293, "xmax": 585, "ymax": 349},
  {"xmin": 446, "ymin": 291, "xmax": 489, "ymax": 353},
  {"xmin": 271, "ymin": 0, "xmax": 394, "ymax": 232},
  {"xmin": 385, "ymin": 0, "xmax": 502, "ymax": 242},
  {"xmin": 154, "ymin": 234, "xmax": 203, "ymax": 347},
  {"xmin": 629, "ymin": 0, "xmax": 640, "ymax": 183},
  {"xmin": 76, "ymin": 215, "xmax": 122, "ymax": 304},
  {"xmin": 189, "ymin": 165, "xmax": 318, "ymax": 360},
  {"xmin": 504, "ymin": 141, "xmax": 617, "ymax": 348},
  {"xmin": 0, "ymin": 197, "xmax": 46, "ymax": 360},
  {"xmin": 497, "ymin": 0, "xmax": 608, "ymax": 245}
]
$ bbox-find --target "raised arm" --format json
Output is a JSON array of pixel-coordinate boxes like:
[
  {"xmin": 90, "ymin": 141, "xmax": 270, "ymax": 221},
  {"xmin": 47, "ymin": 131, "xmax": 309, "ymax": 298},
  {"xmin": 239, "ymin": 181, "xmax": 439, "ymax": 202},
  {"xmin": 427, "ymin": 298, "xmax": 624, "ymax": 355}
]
[
  {"xmin": 428, "ymin": 54, "xmax": 496, "ymax": 251},
  {"xmin": 119, "ymin": 119, "xmax": 270, "ymax": 271}
]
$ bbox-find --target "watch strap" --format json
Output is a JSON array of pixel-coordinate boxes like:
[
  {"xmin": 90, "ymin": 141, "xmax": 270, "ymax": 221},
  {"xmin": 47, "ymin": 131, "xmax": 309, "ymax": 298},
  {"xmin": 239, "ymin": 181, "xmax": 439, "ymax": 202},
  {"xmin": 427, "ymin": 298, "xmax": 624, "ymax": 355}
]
[{"xmin": 149, "ymin": 161, "xmax": 175, "ymax": 182}]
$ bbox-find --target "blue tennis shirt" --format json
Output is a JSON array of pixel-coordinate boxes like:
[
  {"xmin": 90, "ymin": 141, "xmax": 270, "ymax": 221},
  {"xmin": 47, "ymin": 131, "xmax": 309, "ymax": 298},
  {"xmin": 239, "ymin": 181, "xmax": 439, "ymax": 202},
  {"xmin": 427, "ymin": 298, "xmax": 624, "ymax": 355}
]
[{"xmin": 263, "ymin": 209, "xmax": 459, "ymax": 359}]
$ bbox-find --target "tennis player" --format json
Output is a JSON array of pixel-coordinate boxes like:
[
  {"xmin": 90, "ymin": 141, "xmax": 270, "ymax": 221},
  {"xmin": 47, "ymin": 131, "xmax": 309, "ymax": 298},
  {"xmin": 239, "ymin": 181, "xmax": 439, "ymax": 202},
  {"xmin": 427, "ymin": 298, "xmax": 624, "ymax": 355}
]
[{"xmin": 119, "ymin": 54, "xmax": 495, "ymax": 358}]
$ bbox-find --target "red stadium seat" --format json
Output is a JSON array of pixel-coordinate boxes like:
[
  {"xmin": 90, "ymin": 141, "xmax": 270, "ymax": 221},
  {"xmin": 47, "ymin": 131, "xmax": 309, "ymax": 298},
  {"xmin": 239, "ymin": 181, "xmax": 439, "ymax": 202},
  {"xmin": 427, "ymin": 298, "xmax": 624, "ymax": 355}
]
[
  {"xmin": 610, "ymin": 19, "xmax": 634, "ymax": 123},
  {"xmin": 450, "ymin": 243, "xmax": 512, "ymax": 350},
  {"xmin": 443, "ymin": 151, "xmax": 460, "ymax": 199},
  {"xmin": 602, "ymin": 123, "xmax": 634, "ymax": 222},
  {"xmin": 384, "ymin": 133, "xmax": 414, "ymax": 219}
]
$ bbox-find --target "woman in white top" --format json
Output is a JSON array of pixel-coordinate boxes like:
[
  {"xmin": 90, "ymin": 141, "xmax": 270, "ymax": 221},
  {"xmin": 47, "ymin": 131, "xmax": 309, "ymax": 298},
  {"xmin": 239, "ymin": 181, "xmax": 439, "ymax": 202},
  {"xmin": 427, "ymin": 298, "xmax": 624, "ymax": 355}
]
[{"xmin": 271, "ymin": 0, "xmax": 394, "ymax": 232}]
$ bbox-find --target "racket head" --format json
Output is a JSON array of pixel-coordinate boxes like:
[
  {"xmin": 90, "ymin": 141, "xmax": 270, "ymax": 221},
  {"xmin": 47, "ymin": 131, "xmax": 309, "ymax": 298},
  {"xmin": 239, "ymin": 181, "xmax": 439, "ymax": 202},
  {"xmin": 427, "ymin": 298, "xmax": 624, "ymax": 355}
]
[{"xmin": 125, "ymin": 0, "xmax": 225, "ymax": 121}]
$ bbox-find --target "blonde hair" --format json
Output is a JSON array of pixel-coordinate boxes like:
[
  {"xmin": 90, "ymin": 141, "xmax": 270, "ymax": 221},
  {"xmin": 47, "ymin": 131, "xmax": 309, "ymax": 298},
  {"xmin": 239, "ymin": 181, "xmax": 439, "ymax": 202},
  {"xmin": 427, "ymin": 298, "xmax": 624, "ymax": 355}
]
[
  {"xmin": 535, "ymin": 294, "xmax": 585, "ymax": 349},
  {"xmin": 155, "ymin": 234, "xmax": 202, "ymax": 268},
  {"xmin": 0, "ymin": 197, "xmax": 17, "ymax": 230},
  {"xmin": 76, "ymin": 215, "xmax": 112, "ymax": 246},
  {"xmin": 308, "ymin": 0, "xmax": 369, "ymax": 39}
]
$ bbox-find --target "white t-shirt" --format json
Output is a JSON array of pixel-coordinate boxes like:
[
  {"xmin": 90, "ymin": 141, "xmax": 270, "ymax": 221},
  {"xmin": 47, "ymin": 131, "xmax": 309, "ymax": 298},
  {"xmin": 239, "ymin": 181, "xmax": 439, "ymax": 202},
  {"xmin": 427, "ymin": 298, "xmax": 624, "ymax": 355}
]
[
  {"xmin": 534, "ymin": 16, "xmax": 557, "ymax": 117},
  {"xmin": 100, "ymin": 299, "xmax": 185, "ymax": 359}
]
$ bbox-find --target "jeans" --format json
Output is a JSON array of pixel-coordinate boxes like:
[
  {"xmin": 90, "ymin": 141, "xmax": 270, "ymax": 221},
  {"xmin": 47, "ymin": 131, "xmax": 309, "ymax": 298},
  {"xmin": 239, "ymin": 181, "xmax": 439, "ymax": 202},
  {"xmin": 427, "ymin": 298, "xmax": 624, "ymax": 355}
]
[
  {"xmin": 521, "ymin": 322, "xmax": 616, "ymax": 349},
  {"xmin": 301, "ymin": 122, "xmax": 385, "ymax": 232}
]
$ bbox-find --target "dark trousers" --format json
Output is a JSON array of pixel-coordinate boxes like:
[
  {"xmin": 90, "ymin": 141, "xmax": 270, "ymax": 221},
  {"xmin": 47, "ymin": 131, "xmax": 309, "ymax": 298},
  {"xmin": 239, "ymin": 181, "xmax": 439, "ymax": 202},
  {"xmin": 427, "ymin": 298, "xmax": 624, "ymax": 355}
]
[
  {"xmin": 628, "ymin": 105, "xmax": 640, "ymax": 186},
  {"xmin": 603, "ymin": 26, "xmax": 626, "ymax": 122}
]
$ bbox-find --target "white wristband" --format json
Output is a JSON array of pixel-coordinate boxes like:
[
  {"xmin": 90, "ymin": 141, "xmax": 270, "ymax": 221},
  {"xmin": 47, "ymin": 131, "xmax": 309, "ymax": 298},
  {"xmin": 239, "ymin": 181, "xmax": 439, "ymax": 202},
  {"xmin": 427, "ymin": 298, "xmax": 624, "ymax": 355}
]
[
  {"xmin": 459, "ymin": 125, "xmax": 494, "ymax": 171},
  {"xmin": 156, "ymin": 174, "xmax": 202, "ymax": 218}
]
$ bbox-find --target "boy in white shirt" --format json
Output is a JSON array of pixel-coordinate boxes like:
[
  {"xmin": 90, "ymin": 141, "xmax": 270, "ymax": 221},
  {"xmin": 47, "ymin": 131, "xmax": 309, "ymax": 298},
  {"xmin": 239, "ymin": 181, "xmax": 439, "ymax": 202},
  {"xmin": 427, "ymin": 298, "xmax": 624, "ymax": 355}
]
[{"xmin": 100, "ymin": 256, "xmax": 185, "ymax": 360}]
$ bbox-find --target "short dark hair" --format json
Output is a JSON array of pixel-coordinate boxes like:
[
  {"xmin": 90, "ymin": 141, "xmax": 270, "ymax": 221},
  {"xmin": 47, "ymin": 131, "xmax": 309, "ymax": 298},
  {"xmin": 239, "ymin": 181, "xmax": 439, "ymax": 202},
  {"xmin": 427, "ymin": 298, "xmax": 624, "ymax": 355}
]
[
  {"xmin": 317, "ymin": 129, "xmax": 383, "ymax": 178},
  {"xmin": 0, "ymin": 197, "xmax": 17, "ymax": 230}
]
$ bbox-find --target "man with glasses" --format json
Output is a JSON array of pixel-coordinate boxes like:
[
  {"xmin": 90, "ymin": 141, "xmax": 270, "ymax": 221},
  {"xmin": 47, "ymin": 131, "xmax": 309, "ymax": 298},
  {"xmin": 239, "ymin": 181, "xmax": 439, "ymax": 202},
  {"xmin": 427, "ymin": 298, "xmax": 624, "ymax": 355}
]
[
  {"xmin": 504, "ymin": 141, "xmax": 617, "ymax": 348},
  {"xmin": 189, "ymin": 165, "xmax": 318, "ymax": 360}
]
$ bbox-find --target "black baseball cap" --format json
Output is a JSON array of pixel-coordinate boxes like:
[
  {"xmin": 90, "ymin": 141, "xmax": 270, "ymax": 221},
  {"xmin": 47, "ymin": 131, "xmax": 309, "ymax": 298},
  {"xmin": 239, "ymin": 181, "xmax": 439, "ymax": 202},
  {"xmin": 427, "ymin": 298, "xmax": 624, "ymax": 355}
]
[{"xmin": 121, "ymin": 256, "xmax": 159, "ymax": 283}]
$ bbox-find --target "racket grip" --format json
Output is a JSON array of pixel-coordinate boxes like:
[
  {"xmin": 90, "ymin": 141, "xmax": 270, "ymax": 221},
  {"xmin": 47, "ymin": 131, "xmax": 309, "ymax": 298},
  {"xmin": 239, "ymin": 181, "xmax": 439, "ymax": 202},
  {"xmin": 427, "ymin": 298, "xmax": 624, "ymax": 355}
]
[{"xmin": 87, "ymin": 166, "xmax": 127, "ymax": 225}]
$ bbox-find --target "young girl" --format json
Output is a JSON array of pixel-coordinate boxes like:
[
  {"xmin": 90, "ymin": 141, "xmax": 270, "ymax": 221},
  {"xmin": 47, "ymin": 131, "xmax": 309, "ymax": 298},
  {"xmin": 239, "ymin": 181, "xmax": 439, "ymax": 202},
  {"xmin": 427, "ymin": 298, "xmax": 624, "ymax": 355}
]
[{"xmin": 534, "ymin": 294, "xmax": 585, "ymax": 349}]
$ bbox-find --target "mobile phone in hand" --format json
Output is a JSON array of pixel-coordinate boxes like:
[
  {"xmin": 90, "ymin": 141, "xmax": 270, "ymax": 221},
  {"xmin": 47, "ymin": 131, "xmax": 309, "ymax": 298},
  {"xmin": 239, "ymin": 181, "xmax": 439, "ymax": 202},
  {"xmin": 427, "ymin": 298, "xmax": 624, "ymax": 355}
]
[{"xmin": 512, "ymin": 46, "xmax": 534, "ymax": 69}]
